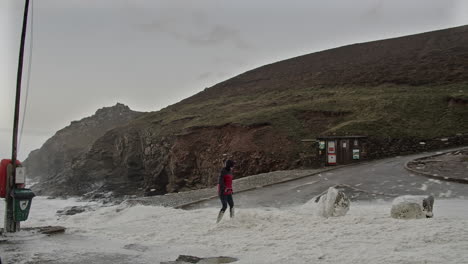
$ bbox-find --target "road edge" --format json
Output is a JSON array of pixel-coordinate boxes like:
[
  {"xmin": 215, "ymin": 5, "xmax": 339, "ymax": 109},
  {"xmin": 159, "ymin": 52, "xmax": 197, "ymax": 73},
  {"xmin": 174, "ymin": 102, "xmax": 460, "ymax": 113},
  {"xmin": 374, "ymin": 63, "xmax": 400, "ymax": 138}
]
[
  {"xmin": 175, "ymin": 163, "xmax": 359, "ymax": 209},
  {"xmin": 404, "ymin": 147, "xmax": 468, "ymax": 184}
]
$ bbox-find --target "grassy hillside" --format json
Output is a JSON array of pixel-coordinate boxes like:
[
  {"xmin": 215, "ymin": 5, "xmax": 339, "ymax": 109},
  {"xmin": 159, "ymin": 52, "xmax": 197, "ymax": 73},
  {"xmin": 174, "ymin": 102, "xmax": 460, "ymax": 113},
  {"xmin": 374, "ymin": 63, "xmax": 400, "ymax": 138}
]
[
  {"xmin": 130, "ymin": 25, "xmax": 468, "ymax": 144},
  {"xmin": 136, "ymin": 83, "xmax": 468, "ymax": 141}
]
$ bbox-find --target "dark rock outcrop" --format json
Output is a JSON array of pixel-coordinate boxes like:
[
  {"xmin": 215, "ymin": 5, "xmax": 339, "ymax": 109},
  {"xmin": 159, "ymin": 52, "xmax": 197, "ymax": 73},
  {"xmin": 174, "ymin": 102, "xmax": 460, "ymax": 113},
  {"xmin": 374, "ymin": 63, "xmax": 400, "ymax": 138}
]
[
  {"xmin": 24, "ymin": 103, "xmax": 144, "ymax": 195},
  {"xmin": 160, "ymin": 255, "xmax": 238, "ymax": 264},
  {"xmin": 56, "ymin": 206, "xmax": 87, "ymax": 216},
  {"xmin": 54, "ymin": 123, "xmax": 297, "ymax": 197}
]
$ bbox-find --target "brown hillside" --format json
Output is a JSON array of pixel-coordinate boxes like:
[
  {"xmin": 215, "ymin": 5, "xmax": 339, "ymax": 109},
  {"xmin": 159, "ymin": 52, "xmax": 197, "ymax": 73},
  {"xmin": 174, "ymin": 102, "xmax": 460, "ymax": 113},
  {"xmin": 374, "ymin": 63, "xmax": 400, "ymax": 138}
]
[
  {"xmin": 182, "ymin": 25, "xmax": 468, "ymax": 102},
  {"xmin": 26, "ymin": 26, "xmax": 468, "ymax": 198}
]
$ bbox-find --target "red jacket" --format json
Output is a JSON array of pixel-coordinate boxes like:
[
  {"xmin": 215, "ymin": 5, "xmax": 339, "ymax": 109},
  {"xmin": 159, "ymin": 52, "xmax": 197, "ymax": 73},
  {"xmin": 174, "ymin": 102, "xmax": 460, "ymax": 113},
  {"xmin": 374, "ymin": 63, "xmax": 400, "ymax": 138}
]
[
  {"xmin": 218, "ymin": 168, "xmax": 233, "ymax": 195},
  {"xmin": 223, "ymin": 173, "xmax": 233, "ymax": 195}
]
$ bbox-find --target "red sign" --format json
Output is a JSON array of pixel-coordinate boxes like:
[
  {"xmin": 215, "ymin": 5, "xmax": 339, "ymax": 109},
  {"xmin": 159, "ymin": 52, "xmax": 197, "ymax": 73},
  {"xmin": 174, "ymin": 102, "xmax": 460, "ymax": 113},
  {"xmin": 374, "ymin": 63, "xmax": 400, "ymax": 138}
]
[{"xmin": 0, "ymin": 159, "xmax": 21, "ymax": 198}]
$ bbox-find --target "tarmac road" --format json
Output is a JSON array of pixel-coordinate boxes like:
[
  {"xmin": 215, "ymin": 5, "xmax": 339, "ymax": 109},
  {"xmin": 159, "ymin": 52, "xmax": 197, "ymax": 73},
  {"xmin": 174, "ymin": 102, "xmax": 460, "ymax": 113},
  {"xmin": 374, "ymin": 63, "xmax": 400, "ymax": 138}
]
[{"xmin": 186, "ymin": 147, "xmax": 468, "ymax": 210}]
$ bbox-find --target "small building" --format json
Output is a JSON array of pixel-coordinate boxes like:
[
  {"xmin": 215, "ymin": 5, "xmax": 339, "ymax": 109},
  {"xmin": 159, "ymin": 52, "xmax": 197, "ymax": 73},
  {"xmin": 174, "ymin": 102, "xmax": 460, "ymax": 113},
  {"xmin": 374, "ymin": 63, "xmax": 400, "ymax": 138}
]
[{"xmin": 316, "ymin": 136, "xmax": 367, "ymax": 165}]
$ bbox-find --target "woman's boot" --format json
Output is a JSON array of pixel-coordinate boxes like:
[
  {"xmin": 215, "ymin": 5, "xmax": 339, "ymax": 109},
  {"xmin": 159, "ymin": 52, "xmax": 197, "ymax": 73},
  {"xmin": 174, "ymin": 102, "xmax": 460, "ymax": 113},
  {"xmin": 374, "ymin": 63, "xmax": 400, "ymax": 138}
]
[{"xmin": 216, "ymin": 210, "xmax": 225, "ymax": 223}]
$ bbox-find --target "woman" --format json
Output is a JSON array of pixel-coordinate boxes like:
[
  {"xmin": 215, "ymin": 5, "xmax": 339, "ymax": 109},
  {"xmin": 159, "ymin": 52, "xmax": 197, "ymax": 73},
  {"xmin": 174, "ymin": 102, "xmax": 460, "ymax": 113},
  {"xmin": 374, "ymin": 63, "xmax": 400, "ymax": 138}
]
[{"xmin": 217, "ymin": 159, "xmax": 235, "ymax": 223}]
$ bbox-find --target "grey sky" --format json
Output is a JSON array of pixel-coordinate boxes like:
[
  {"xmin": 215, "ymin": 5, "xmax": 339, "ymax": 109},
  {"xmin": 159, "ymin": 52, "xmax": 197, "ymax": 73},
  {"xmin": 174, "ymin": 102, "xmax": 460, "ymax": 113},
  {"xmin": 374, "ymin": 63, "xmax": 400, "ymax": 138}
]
[{"xmin": 1, "ymin": 0, "xmax": 468, "ymax": 160}]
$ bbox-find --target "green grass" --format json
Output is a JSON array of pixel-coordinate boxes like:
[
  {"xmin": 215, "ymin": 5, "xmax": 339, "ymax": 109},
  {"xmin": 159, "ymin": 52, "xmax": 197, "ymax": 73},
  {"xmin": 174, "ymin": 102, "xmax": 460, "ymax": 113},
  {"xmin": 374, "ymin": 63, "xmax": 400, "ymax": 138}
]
[{"xmin": 132, "ymin": 83, "xmax": 468, "ymax": 141}]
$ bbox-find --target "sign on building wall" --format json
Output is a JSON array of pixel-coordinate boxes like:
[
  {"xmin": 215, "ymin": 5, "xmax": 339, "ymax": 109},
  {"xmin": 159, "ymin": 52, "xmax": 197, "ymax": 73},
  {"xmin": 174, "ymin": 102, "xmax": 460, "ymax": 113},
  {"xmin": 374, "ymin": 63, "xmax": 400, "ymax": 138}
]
[
  {"xmin": 353, "ymin": 149, "xmax": 360, "ymax": 160},
  {"xmin": 319, "ymin": 141, "xmax": 325, "ymax": 150},
  {"xmin": 327, "ymin": 141, "xmax": 336, "ymax": 164}
]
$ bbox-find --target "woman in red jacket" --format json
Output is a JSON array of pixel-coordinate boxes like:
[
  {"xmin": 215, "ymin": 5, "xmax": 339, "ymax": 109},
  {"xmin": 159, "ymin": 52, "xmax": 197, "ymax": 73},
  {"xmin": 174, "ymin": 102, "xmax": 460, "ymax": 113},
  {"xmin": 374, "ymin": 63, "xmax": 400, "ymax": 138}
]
[{"xmin": 217, "ymin": 159, "xmax": 235, "ymax": 223}]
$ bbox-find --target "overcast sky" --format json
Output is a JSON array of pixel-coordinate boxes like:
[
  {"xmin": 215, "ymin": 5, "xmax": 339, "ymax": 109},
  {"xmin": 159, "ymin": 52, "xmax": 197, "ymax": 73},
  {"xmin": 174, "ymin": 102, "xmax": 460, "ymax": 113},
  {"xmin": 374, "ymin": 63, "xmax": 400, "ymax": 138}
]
[{"xmin": 1, "ymin": 0, "xmax": 468, "ymax": 160}]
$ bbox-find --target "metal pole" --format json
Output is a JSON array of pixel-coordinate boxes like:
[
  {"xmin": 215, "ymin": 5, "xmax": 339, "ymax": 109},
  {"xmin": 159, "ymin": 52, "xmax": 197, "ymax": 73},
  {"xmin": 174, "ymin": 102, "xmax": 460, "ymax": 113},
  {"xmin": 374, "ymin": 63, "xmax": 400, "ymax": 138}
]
[{"xmin": 5, "ymin": 0, "xmax": 30, "ymax": 233}]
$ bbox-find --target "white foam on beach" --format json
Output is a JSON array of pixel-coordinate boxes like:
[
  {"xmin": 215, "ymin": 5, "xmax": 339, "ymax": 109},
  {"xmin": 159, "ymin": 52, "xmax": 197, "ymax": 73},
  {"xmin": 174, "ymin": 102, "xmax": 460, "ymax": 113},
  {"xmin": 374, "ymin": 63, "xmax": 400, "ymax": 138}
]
[{"xmin": 2, "ymin": 197, "xmax": 468, "ymax": 263}]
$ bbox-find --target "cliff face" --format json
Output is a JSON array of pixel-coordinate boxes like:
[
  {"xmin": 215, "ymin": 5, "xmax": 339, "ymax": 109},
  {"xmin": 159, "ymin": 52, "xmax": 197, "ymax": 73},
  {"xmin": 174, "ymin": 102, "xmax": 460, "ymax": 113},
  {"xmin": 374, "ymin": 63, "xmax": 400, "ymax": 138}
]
[
  {"xmin": 24, "ymin": 103, "xmax": 144, "ymax": 195},
  {"xmin": 39, "ymin": 122, "xmax": 297, "ymax": 197},
  {"xmin": 25, "ymin": 26, "xmax": 468, "ymax": 197}
]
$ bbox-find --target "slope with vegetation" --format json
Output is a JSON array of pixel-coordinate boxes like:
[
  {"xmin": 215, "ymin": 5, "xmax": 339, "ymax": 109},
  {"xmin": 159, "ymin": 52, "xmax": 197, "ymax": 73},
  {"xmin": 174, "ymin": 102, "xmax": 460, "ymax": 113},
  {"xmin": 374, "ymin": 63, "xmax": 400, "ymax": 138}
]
[{"xmin": 26, "ymin": 25, "xmax": 468, "ymax": 197}]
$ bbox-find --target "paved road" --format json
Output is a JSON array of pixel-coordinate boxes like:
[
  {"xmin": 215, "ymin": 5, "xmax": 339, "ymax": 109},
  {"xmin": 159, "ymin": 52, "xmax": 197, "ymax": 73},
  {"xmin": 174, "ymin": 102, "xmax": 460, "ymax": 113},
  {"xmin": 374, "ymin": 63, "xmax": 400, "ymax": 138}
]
[{"xmin": 186, "ymin": 148, "xmax": 468, "ymax": 209}]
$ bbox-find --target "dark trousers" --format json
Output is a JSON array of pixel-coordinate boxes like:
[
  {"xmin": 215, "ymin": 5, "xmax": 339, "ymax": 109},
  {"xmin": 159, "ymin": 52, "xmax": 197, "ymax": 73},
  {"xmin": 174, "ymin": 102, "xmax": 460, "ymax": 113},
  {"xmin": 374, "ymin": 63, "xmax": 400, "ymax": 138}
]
[{"xmin": 219, "ymin": 194, "xmax": 234, "ymax": 212}]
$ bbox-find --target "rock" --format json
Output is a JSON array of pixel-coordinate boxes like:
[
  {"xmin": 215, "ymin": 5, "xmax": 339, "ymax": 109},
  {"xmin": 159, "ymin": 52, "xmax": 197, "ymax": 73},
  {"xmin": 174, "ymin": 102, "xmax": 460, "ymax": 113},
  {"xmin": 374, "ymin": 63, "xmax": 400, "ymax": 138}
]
[
  {"xmin": 198, "ymin": 257, "xmax": 238, "ymax": 263},
  {"xmin": 315, "ymin": 187, "xmax": 350, "ymax": 217},
  {"xmin": 23, "ymin": 103, "xmax": 144, "ymax": 197},
  {"xmin": 18, "ymin": 226, "xmax": 66, "ymax": 235},
  {"xmin": 161, "ymin": 255, "xmax": 238, "ymax": 264},
  {"xmin": 176, "ymin": 255, "xmax": 202, "ymax": 263},
  {"xmin": 27, "ymin": 119, "xmax": 297, "ymax": 198},
  {"xmin": 56, "ymin": 206, "xmax": 87, "ymax": 216},
  {"xmin": 123, "ymin": 243, "xmax": 148, "ymax": 252},
  {"xmin": 391, "ymin": 195, "xmax": 434, "ymax": 219}
]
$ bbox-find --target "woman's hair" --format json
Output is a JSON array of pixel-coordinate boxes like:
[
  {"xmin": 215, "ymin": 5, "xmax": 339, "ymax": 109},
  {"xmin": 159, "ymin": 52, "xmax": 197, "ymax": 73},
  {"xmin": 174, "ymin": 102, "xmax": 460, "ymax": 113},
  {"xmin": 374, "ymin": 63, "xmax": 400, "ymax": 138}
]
[{"xmin": 225, "ymin": 159, "xmax": 235, "ymax": 170}]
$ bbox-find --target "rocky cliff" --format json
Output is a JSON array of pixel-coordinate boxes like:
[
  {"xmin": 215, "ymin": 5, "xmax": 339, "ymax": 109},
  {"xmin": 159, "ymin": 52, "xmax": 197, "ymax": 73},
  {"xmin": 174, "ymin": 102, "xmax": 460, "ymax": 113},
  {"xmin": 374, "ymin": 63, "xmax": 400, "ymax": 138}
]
[
  {"xmin": 25, "ymin": 25, "xmax": 468, "ymax": 197},
  {"xmin": 24, "ymin": 103, "xmax": 144, "ymax": 195}
]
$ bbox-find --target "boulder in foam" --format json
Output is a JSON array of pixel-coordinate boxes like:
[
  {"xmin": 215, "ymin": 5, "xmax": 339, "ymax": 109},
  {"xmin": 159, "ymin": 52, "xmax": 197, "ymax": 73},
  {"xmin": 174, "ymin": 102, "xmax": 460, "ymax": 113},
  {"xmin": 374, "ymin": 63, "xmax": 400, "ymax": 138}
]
[
  {"xmin": 390, "ymin": 195, "xmax": 434, "ymax": 219},
  {"xmin": 315, "ymin": 187, "xmax": 351, "ymax": 217}
]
